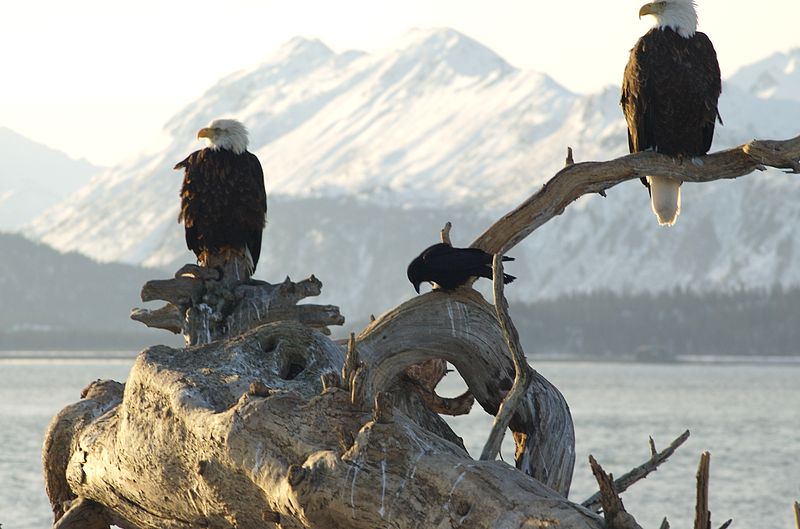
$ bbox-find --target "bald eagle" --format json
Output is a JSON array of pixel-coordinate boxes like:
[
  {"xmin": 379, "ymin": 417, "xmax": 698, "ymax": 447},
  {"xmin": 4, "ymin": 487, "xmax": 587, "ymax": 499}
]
[
  {"xmin": 407, "ymin": 243, "xmax": 515, "ymax": 293},
  {"xmin": 174, "ymin": 119, "xmax": 267, "ymax": 276},
  {"xmin": 622, "ymin": 0, "xmax": 722, "ymax": 226}
]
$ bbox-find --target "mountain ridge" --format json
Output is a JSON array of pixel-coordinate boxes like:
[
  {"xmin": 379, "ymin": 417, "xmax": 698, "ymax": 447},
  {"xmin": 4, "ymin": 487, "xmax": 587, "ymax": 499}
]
[
  {"xmin": 0, "ymin": 127, "xmax": 101, "ymax": 230},
  {"xmin": 24, "ymin": 29, "xmax": 800, "ymax": 319}
]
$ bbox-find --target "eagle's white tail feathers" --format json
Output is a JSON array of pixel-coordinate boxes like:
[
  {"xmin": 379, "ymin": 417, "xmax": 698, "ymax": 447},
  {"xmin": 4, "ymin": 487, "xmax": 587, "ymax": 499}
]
[{"xmin": 647, "ymin": 176, "xmax": 681, "ymax": 227}]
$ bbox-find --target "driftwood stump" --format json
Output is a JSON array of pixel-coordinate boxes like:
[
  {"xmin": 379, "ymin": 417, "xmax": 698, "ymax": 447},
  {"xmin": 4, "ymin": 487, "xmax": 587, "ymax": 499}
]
[
  {"xmin": 43, "ymin": 136, "xmax": 800, "ymax": 528},
  {"xmin": 43, "ymin": 317, "xmax": 595, "ymax": 529},
  {"xmin": 131, "ymin": 259, "xmax": 344, "ymax": 345}
]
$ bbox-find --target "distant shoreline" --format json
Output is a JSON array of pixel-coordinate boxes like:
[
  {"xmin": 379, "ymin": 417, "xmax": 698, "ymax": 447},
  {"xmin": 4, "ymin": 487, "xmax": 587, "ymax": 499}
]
[{"xmin": 3, "ymin": 350, "xmax": 800, "ymax": 366}]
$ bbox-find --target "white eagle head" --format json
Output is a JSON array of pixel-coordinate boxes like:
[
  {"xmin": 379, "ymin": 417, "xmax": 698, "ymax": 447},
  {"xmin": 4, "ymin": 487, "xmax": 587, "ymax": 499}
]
[
  {"xmin": 639, "ymin": 0, "xmax": 698, "ymax": 38},
  {"xmin": 197, "ymin": 118, "xmax": 249, "ymax": 154}
]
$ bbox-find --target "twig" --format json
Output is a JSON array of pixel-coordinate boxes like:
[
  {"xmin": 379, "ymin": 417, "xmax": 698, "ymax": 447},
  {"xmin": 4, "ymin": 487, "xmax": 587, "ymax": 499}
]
[
  {"xmin": 440, "ymin": 221, "xmax": 452, "ymax": 245},
  {"xmin": 659, "ymin": 517, "xmax": 670, "ymax": 529},
  {"xmin": 471, "ymin": 135, "xmax": 800, "ymax": 255},
  {"xmin": 588, "ymin": 455, "xmax": 643, "ymax": 529},
  {"xmin": 793, "ymin": 501, "xmax": 800, "ymax": 529},
  {"xmin": 342, "ymin": 333, "xmax": 358, "ymax": 389},
  {"xmin": 479, "ymin": 254, "xmax": 532, "ymax": 461},
  {"xmin": 582, "ymin": 430, "xmax": 690, "ymax": 512}
]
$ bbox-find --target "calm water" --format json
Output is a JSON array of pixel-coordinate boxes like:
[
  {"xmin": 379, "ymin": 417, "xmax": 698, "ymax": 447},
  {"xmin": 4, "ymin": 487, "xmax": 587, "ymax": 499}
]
[{"xmin": 1, "ymin": 357, "xmax": 798, "ymax": 529}]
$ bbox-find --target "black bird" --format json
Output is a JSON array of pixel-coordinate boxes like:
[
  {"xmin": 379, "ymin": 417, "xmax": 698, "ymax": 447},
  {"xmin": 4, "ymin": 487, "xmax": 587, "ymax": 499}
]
[{"xmin": 406, "ymin": 243, "xmax": 515, "ymax": 293}]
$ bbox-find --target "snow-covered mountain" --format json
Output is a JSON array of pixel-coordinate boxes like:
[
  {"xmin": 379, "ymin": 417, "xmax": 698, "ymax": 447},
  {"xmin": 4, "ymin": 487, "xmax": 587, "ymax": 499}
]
[
  {"xmin": 0, "ymin": 128, "xmax": 100, "ymax": 230},
  {"xmin": 28, "ymin": 29, "xmax": 800, "ymax": 321},
  {"xmin": 728, "ymin": 48, "xmax": 800, "ymax": 102}
]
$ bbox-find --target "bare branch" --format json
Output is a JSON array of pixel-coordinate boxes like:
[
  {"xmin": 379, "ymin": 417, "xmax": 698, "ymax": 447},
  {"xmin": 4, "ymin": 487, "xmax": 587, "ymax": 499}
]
[
  {"xmin": 480, "ymin": 254, "xmax": 532, "ymax": 461},
  {"xmin": 471, "ymin": 135, "xmax": 800, "ymax": 254},
  {"xmin": 342, "ymin": 332, "xmax": 358, "ymax": 388},
  {"xmin": 794, "ymin": 501, "xmax": 800, "ymax": 529},
  {"xmin": 440, "ymin": 221, "xmax": 453, "ymax": 245},
  {"xmin": 130, "ymin": 304, "xmax": 182, "ymax": 334},
  {"xmin": 582, "ymin": 430, "xmax": 690, "ymax": 512},
  {"xmin": 588, "ymin": 455, "xmax": 643, "ymax": 529}
]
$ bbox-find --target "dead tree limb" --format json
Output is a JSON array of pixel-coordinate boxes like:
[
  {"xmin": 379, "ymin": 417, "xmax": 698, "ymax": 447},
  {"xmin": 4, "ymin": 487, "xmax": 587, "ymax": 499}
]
[
  {"xmin": 793, "ymin": 501, "xmax": 800, "ymax": 529},
  {"xmin": 694, "ymin": 451, "xmax": 732, "ymax": 529},
  {"xmin": 471, "ymin": 135, "xmax": 800, "ymax": 254},
  {"xmin": 588, "ymin": 455, "xmax": 643, "ymax": 529},
  {"xmin": 479, "ymin": 255, "xmax": 532, "ymax": 461},
  {"xmin": 694, "ymin": 452, "xmax": 711, "ymax": 529},
  {"xmin": 582, "ymin": 430, "xmax": 690, "ymax": 513},
  {"xmin": 440, "ymin": 221, "xmax": 452, "ymax": 245}
]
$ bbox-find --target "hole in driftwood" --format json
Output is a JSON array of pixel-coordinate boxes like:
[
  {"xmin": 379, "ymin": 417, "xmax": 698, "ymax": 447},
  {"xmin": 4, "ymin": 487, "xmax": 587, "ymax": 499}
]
[
  {"xmin": 278, "ymin": 354, "xmax": 307, "ymax": 380},
  {"xmin": 284, "ymin": 361, "xmax": 306, "ymax": 380},
  {"xmin": 260, "ymin": 336, "xmax": 278, "ymax": 353}
]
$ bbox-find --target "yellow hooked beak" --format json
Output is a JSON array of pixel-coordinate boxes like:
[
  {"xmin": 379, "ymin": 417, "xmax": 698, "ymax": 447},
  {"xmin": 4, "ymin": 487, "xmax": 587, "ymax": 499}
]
[
  {"xmin": 639, "ymin": 1, "xmax": 666, "ymax": 19},
  {"xmin": 197, "ymin": 127, "xmax": 215, "ymax": 140}
]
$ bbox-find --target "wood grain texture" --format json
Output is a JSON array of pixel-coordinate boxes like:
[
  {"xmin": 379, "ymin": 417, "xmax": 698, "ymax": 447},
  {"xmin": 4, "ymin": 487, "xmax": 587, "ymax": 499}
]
[{"xmin": 43, "ymin": 321, "xmax": 599, "ymax": 529}]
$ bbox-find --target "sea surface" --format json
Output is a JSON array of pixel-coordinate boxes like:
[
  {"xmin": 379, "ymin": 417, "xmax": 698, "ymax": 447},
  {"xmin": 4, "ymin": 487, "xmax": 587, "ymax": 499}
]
[{"xmin": 1, "ymin": 354, "xmax": 798, "ymax": 529}]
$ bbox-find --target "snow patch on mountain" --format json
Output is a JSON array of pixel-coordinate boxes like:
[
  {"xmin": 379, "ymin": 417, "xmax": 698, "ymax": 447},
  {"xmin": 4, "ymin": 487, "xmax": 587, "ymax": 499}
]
[
  {"xmin": 0, "ymin": 128, "xmax": 101, "ymax": 231},
  {"xmin": 727, "ymin": 48, "xmax": 800, "ymax": 102}
]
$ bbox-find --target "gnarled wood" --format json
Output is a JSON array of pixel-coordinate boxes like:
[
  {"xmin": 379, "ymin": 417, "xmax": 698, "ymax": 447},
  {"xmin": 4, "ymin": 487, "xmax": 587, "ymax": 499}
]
[
  {"xmin": 43, "ymin": 322, "xmax": 600, "ymax": 529},
  {"xmin": 130, "ymin": 304, "xmax": 182, "ymax": 334},
  {"xmin": 479, "ymin": 254, "xmax": 532, "ymax": 462},
  {"xmin": 53, "ymin": 498, "xmax": 112, "ymax": 529},
  {"xmin": 133, "ymin": 268, "xmax": 343, "ymax": 345},
  {"xmin": 355, "ymin": 288, "xmax": 575, "ymax": 495}
]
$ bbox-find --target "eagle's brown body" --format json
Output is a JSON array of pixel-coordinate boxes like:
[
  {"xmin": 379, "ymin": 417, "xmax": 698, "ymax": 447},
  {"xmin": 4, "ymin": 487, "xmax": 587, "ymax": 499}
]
[
  {"xmin": 175, "ymin": 148, "xmax": 266, "ymax": 272},
  {"xmin": 622, "ymin": 24, "xmax": 721, "ymax": 225},
  {"xmin": 622, "ymin": 27, "xmax": 721, "ymax": 161}
]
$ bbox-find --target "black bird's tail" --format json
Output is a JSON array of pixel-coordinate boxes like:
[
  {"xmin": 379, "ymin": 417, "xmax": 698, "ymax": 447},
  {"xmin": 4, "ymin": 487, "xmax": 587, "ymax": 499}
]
[{"xmin": 503, "ymin": 273, "xmax": 516, "ymax": 284}]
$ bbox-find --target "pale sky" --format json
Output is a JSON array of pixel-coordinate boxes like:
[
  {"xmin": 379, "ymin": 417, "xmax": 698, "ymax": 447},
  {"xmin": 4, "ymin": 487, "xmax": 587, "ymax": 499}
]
[{"xmin": 2, "ymin": 0, "xmax": 798, "ymax": 167}]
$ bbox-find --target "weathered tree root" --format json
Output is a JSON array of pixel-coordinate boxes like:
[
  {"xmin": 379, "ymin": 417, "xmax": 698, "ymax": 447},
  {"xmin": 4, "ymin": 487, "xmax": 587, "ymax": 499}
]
[
  {"xmin": 43, "ymin": 321, "xmax": 599, "ymax": 529},
  {"xmin": 356, "ymin": 288, "xmax": 575, "ymax": 496}
]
